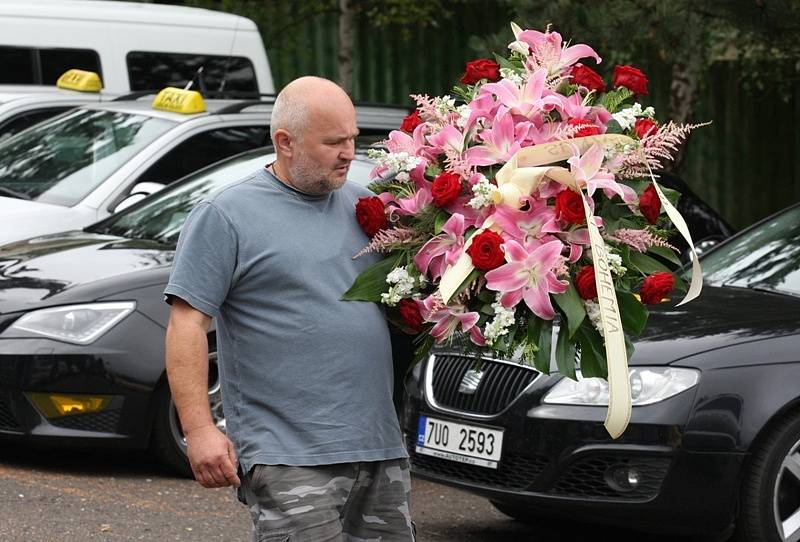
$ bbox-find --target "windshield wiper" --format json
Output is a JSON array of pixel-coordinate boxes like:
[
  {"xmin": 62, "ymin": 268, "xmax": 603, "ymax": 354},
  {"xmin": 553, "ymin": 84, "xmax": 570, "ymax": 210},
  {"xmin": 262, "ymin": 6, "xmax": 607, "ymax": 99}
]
[{"xmin": 0, "ymin": 186, "xmax": 31, "ymax": 200}]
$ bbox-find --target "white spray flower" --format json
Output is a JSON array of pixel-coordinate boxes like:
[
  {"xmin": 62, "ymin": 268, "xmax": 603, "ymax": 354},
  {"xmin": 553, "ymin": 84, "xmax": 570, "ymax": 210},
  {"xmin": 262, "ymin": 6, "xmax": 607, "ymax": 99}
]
[
  {"xmin": 584, "ymin": 299, "xmax": 603, "ymax": 333},
  {"xmin": 484, "ymin": 300, "xmax": 516, "ymax": 346},
  {"xmin": 500, "ymin": 68, "xmax": 525, "ymax": 86},
  {"xmin": 468, "ymin": 175, "xmax": 498, "ymax": 209},
  {"xmin": 381, "ymin": 267, "xmax": 416, "ymax": 306}
]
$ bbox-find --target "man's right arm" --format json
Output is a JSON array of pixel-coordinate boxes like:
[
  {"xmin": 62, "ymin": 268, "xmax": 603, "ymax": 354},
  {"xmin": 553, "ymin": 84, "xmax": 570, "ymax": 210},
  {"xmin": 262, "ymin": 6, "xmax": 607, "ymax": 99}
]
[{"xmin": 165, "ymin": 297, "xmax": 240, "ymax": 488}]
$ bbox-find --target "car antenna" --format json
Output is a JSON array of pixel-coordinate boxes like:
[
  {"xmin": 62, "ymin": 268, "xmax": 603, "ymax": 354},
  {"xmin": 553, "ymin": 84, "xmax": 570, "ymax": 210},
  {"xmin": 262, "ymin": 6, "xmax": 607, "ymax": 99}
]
[{"xmin": 184, "ymin": 67, "xmax": 207, "ymax": 96}]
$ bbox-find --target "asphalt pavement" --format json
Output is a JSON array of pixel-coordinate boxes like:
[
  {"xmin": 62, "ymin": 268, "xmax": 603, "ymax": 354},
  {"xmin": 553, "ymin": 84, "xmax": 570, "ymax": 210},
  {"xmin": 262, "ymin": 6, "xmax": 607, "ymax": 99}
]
[{"xmin": 0, "ymin": 445, "xmax": 722, "ymax": 541}]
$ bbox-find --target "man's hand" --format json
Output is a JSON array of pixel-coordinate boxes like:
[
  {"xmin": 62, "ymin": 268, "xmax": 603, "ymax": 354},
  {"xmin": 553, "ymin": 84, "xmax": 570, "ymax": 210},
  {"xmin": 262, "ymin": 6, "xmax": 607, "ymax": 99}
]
[{"xmin": 185, "ymin": 424, "xmax": 241, "ymax": 488}]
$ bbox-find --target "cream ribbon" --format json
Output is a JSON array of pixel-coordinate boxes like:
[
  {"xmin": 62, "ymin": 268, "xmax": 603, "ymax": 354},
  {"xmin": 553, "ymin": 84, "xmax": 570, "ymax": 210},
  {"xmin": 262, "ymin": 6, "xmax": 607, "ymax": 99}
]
[{"xmin": 438, "ymin": 134, "xmax": 701, "ymax": 438}]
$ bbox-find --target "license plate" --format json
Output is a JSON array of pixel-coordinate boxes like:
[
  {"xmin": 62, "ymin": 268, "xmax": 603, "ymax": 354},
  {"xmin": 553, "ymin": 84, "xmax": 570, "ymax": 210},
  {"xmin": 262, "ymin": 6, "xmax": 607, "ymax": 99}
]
[{"xmin": 415, "ymin": 415, "xmax": 504, "ymax": 469}]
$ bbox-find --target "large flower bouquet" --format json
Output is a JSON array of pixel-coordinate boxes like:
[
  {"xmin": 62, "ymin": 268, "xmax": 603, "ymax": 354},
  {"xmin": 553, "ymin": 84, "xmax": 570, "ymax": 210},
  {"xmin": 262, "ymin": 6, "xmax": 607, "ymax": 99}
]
[{"xmin": 344, "ymin": 23, "xmax": 704, "ymax": 436}]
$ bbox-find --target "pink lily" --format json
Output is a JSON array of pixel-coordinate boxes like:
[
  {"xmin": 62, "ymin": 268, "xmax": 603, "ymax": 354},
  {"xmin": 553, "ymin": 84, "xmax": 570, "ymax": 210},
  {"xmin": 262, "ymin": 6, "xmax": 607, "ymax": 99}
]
[
  {"xmin": 568, "ymin": 144, "xmax": 636, "ymax": 202},
  {"xmin": 514, "ymin": 28, "xmax": 601, "ymax": 75},
  {"xmin": 420, "ymin": 295, "xmax": 485, "ymax": 346},
  {"xmin": 480, "ymin": 70, "xmax": 564, "ymax": 121},
  {"xmin": 488, "ymin": 198, "xmax": 560, "ymax": 243},
  {"xmin": 427, "ymin": 124, "xmax": 466, "ymax": 156},
  {"xmin": 414, "ymin": 213, "xmax": 467, "ymax": 280},
  {"xmin": 464, "ymin": 107, "xmax": 525, "ymax": 167},
  {"xmin": 485, "ymin": 239, "xmax": 568, "ymax": 320}
]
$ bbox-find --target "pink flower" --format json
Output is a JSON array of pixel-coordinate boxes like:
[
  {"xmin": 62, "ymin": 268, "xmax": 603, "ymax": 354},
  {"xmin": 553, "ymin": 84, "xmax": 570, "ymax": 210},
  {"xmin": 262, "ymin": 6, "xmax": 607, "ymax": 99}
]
[
  {"xmin": 568, "ymin": 144, "xmax": 637, "ymax": 203},
  {"xmin": 485, "ymin": 239, "xmax": 567, "ymax": 320},
  {"xmin": 420, "ymin": 295, "xmax": 485, "ymax": 345},
  {"xmin": 512, "ymin": 28, "xmax": 601, "ymax": 75},
  {"xmin": 414, "ymin": 213, "xmax": 467, "ymax": 280},
  {"xmin": 463, "ymin": 107, "xmax": 525, "ymax": 167},
  {"xmin": 479, "ymin": 69, "xmax": 564, "ymax": 121},
  {"xmin": 427, "ymin": 124, "xmax": 466, "ymax": 156},
  {"xmin": 488, "ymin": 197, "xmax": 560, "ymax": 243}
]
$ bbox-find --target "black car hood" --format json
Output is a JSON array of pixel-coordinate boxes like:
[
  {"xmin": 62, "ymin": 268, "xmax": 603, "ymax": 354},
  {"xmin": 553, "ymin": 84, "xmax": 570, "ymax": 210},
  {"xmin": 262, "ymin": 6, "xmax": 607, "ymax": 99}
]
[
  {"xmin": 0, "ymin": 231, "xmax": 173, "ymax": 313},
  {"xmin": 631, "ymin": 284, "xmax": 800, "ymax": 366}
]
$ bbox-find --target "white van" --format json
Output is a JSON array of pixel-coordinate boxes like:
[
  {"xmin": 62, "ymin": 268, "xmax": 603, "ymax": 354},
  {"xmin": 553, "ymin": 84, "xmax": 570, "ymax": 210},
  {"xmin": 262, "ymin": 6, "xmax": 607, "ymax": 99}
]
[{"xmin": 0, "ymin": 0, "xmax": 274, "ymax": 93}]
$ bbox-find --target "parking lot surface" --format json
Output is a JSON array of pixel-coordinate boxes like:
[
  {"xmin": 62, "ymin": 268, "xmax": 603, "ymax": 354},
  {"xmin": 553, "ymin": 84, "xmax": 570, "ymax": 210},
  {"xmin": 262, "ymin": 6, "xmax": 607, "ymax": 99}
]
[{"xmin": 0, "ymin": 445, "xmax": 724, "ymax": 541}]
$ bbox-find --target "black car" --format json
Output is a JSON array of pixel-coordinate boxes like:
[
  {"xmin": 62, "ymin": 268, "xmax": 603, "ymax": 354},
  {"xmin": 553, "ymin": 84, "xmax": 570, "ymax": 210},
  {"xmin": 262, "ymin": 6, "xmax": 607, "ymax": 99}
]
[
  {"xmin": 400, "ymin": 203, "xmax": 800, "ymax": 541},
  {"xmin": 0, "ymin": 146, "xmax": 378, "ymax": 474}
]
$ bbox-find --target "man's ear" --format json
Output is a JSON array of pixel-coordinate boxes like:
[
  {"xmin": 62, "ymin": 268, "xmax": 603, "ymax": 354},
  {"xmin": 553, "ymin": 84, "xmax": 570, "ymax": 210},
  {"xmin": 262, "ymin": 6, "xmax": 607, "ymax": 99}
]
[{"xmin": 273, "ymin": 129, "xmax": 293, "ymax": 157}]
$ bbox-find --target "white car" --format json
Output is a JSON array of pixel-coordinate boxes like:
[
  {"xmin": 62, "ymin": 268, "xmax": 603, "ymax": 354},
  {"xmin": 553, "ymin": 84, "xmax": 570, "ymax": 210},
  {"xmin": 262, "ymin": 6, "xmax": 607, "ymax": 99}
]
[{"xmin": 0, "ymin": 93, "xmax": 407, "ymax": 246}]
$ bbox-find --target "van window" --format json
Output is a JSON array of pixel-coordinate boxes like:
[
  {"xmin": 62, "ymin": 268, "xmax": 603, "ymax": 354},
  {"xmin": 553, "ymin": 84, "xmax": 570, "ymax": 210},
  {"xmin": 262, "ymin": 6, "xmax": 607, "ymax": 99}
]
[
  {"xmin": 136, "ymin": 126, "xmax": 269, "ymax": 185},
  {"xmin": 127, "ymin": 52, "xmax": 259, "ymax": 93},
  {"xmin": 0, "ymin": 46, "xmax": 101, "ymax": 85}
]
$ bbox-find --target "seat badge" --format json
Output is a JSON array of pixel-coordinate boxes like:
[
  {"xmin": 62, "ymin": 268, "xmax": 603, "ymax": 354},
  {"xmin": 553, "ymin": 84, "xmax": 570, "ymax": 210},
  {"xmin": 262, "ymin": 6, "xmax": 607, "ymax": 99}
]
[{"xmin": 458, "ymin": 369, "xmax": 484, "ymax": 394}]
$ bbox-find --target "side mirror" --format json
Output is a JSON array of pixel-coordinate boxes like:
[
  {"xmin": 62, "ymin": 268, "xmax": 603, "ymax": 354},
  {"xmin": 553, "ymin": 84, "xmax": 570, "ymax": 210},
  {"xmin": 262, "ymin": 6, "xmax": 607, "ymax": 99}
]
[{"xmin": 112, "ymin": 182, "xmax": 165, "ymax": 213}]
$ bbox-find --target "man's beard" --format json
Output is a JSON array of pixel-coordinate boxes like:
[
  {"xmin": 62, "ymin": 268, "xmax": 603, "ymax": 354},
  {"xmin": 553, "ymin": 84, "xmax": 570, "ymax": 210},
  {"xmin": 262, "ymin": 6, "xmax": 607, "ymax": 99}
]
[{"xmin": 288, "ymin": 152, "xmax": 345, "ymax": 195}]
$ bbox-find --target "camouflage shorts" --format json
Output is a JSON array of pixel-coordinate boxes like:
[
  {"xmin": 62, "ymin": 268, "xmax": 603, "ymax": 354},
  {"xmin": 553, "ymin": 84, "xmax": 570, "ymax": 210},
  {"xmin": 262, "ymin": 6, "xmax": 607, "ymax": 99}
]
[{"xmin": 237, "ymin": 458, "xmax": 415, "ymax": 542}]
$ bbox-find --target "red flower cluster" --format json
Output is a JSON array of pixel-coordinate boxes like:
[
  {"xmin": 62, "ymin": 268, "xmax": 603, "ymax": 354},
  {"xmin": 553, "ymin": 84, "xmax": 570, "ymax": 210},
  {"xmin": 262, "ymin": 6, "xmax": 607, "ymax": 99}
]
[
  {"xmin": 571, "ymin": 63, "xmax": 606, "ymax": 93},
  {"xmin": 466, "ymin": 230, "xmax": 505, "ymax": 271},
  {"xmin": 460, "ymin": 59, "xmax": 501, "ymax": 85},
  {"xmin": 400, "ymin": 110, "xmax": 423, "ymax": 133},
  {"xmin": 613, "ymin": 65, "xmax": 649, "ymax": 95},
  {"xmin": 639, "ymin": 272, "xmax": 674, "ymax": 305},
  {"xmin": 575, "ymin": 266, "xmax": 597, "ymax": 300},
  {"xmin": 398, "ymin": 299, "xmax": 423, "ymax": 332},
  {"xmin": 355, "ymin": 196, "xmax": 387, "ymax": 236},
  {"xmin": 567, "ymin": 118, "xmax": 601, "ymax": 138},
  {"xmin": 431, "ymin": 172, "xmax": 462, "ymax": 207},
  {"xmin": 555, "ymin": 189, "xmax": 586, "ymax": 225},
  {"xmin": 639, "ymin": 184, "xmax": 661, "ymax": 224}
]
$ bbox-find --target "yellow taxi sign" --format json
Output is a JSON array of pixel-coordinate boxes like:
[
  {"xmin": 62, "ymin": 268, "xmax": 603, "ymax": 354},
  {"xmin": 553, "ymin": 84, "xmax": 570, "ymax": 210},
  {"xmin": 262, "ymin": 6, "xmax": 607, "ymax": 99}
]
[
  {"xmin": 152, "ymin": 87, "xmax": 206, "ymax": 114},
  {"xmin": 56, "ymin": 69, "xmax": 103, "ymax": 92}
]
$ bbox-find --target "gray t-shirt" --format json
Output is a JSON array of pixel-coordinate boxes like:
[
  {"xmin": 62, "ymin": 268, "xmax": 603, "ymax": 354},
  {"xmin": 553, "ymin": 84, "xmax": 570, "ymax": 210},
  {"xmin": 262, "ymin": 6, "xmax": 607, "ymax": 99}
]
[{"xmin": 164, "ymin": 167, "xmax": 407, "ymax": 471}]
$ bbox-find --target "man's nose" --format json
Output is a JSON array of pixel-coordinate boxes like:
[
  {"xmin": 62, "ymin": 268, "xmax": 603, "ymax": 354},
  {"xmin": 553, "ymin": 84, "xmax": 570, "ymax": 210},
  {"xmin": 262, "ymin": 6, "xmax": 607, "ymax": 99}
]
[{"xmin": 340, "ymin": 140, "xmax": 355, "ymax": 160}]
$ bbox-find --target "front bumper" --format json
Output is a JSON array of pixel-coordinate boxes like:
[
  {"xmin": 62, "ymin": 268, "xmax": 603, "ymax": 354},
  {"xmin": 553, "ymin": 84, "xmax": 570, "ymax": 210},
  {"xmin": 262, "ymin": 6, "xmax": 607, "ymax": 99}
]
[{"xmin": 400, "ymin": 359, "xmax": 744, "ymax": 536}]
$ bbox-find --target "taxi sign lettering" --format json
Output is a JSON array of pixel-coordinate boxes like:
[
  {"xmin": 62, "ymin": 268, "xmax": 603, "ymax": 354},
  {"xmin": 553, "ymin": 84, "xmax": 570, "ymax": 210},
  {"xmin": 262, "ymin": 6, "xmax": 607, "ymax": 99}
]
[{"xmin": 152, "ymin": 87, "xmax": 206, "ymax": 114}]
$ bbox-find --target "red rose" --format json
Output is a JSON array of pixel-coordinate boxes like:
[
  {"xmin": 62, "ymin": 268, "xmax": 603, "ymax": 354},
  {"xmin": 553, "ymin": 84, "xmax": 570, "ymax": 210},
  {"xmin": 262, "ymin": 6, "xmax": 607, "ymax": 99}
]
[
  {"xmin": 555, "ymin": 189, "xmax": 586, "ymax": 225},
  {"xmin": 639, "ymin": 272, "xmax": 674, "ymax": 305},
  {"xmin": 398, "ymin": 299, "xmax": 424, "ymax": 332},
  {"xmin": 639, "ymin": 184, "xmax": 661, "ymax": 224},
  {"xmin": 571, "ymin": 63, "xmax": 606, "ymax": 93},
  {"xmin": 400, "ymin": 110, "xmax": 423, "ymax": 133},
  {"xmin": 613, "ymin": 65, "xmax": 649, "ymax": 95},
  {"xmin": 575, "ymin": 266, "xmax": 598, "ymax": 300},
  {"xmin": 355, "ymin": 196, "xmax": 387, "ymax": 236},
  {"xmin": 634, "ymin": 118, "xmax": 658, "ymax": 139},
  {"xmin": 431, "ymin": 172, "xmax": 462, "ymax": 208},
  {"xmin": 466, "ymin": 230, "xmax": 506, "ymax": 271},
  {"xmin": 567, "ymin": 118, "xmax": 601, "ymax": 138},
  {"xmin": 460, "ymin": 59, "xmax": 501, "ymax": 85}
]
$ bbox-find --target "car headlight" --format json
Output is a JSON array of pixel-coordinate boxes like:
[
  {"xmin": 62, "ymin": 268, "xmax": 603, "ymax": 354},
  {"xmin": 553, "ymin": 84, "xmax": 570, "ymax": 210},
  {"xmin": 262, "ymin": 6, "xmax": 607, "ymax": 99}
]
[
  {"xmin": 542, "ymin": 367, "xmax": 700, "ymax": 406},
  {"xmin": 2, "ymin": 302, "xmax": 136, "ymax": 345}
]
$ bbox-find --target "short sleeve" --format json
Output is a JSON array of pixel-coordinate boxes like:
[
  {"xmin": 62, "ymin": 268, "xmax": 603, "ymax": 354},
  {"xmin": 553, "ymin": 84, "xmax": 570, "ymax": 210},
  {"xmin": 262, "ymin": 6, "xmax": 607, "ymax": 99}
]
[{"xmin": 163, "ymin": 202, "xmax": 238, "ymax": 318}]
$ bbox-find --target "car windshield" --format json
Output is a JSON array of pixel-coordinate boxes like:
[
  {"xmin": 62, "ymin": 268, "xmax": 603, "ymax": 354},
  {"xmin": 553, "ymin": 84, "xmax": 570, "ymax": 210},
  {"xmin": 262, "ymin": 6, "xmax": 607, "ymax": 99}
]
[
  {"xmin": 86, "ymin": 151, "xmax": 376, "ymax": 244},
  {"xmin": 0, "ymin": 108, "xmax": 175, "ymax": 206},
  {"xmin": 702, "ymin": 204, "xmax": 800, "ymax": 297}
]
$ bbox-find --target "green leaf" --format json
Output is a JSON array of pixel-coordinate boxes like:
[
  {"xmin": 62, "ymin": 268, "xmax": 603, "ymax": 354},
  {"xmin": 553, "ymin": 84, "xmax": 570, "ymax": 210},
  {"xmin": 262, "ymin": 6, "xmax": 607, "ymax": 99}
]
[
  {"xmin": 412, "ymin": 334, "xmax": 435, "ymax": 367},
  {"xmin": 576, "ymin": 324, "xmax": 607, "ymax": 379},
  {"xmin": 425, "ymin": 162, "xmax": 442, "ymax": 178},
  {"xmin": 434, "ymin": 210, "xmax": 449, "ymax": 234},
  {"xmin": 555, "ymin": 322, "xmax": 577, "ymax": 380},
  {"xmin": 648, "ymin": 245, "xmax": 681, "ymax": 266},
  {"xmin": 494, "ymin": 322, "xmax": 519, "ymax": 353},
  {"xmin": 604, "ymin": 119, "xmax": 624, "ymax": 134},
  {"xmin": 341, "ymin": 255, "xmax": 402, "ymax": 302},
  {"xmin": 598, "ymin": 87, "xmax": 634, "ymax": 113},
  {"xmin": 450, "ymin": 269, "xmax": 480, "ymax": 300},
  {"xmin": 616, "ymin": 291, "xmax": 649, "ymax": 336},
  {"xmin": 528, "ymin": 318, "xmax": 552, "ymax": 374},
  {"xmin": 553, "ymin": 283, "xmax": 586, "ymax": 338},
  {"xmin": 629, "ymin": 252, "xmax": 673, "ymax": 276}
]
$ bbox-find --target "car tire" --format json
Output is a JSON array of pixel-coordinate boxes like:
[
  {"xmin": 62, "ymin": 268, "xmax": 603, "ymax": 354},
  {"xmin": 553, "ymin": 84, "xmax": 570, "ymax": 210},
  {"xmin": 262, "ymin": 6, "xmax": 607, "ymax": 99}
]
[
  {"xmin": 150, "ymin": 351, "xmax": 224, "ymax": 477},
  {"xmin": 734, "ymin": 410, "xmax": 800, "ymax": 542}
]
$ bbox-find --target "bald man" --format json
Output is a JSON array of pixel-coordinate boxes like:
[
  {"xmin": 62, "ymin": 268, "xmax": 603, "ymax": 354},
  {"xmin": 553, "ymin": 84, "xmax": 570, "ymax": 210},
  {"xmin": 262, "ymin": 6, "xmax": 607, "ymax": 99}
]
[{"xmin": 164, "ymin": 77, "xmax": 414, "ymax": 541}]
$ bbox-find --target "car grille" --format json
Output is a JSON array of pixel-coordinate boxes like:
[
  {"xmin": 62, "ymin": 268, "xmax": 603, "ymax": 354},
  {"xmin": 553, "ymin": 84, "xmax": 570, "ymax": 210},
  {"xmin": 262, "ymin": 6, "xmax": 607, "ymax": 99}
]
[
  {"xmin": 407, "ymin": 436, "xmax": 548, "ymax": 490},
  {"xmin": 0, "ymin": 395, "xmax": 20, "ymax": 431},
  {"xmin": 427, "ymin": 354, "xmax": 538, "ymax": 415},
  {"xmin": 551, "ymin": 454, "xmax": 671, "ymax": 501},
  {"xmin": 49, "ymin": 409, "xmax": 121, "ymax": 433}
]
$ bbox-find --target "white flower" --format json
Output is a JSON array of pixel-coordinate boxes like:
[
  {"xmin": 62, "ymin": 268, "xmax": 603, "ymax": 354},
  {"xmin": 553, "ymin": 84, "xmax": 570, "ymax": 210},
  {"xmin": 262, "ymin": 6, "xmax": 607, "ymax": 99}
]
[
  {"xmin": 366, "ymin": 149, "xmax": 422, "ymax": 175},
  {"xmin": 433, "ymin": 96, "xmax": 456, "ymax": 118},
  {"xmin": 484, "ymin": 299, "xmax": 516, "ymax": 346},
  {"xmin": 468, "ymin": 175, "xmax": 498, "ymax": 209},
  {"xmin": 381, "ymin": 267, "xmax": 416, "ymax": 306},
  {"xmin": 611, "ymin": 102, "xmax": 655, "ymax": 130},
  {"xmin": 456, "ymin": 105, "xmax": 472, "ymax": 128},
  {"xmin": 508, "ymin": 40, "xmax": 530, "ymax": 56},
  {"xmin": 499, "ymin": 68, "xmax": 524, "ymax": 86},
  {"xmin": 395, "ymin": 171, "xmax": 410, "ymax": 182},
  {"xmin": 584, "ymin": 299, "xmax": 603, "ymax": 333},
  {"xmin": 607, "ymin": 252, "xmax": 627, "ymax": 276}
]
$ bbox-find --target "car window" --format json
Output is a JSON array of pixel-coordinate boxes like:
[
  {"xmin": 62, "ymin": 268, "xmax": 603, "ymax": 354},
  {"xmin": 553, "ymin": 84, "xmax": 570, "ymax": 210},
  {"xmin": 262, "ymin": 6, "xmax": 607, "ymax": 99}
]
[
  {"xmin": 702, "ymin": 204, "xmax": 800, "ymax": 297},
  {"xmin": 127, "ymin": 52, "xmax": 258, "ymax": 93},
  {"xmin": 0, "ymin": 46, "xmax": 101, "ymax": 85},
  {"xmin": 136, "ymin": 126, "xmax": 269, "ymax": 185},
  {"xmin": 0, "ymin": 107, "xmax": 73, "ymax": 142},
  {"xmin": 0, "ymin": 109, "xmax": 175, "ymax": 206}
]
